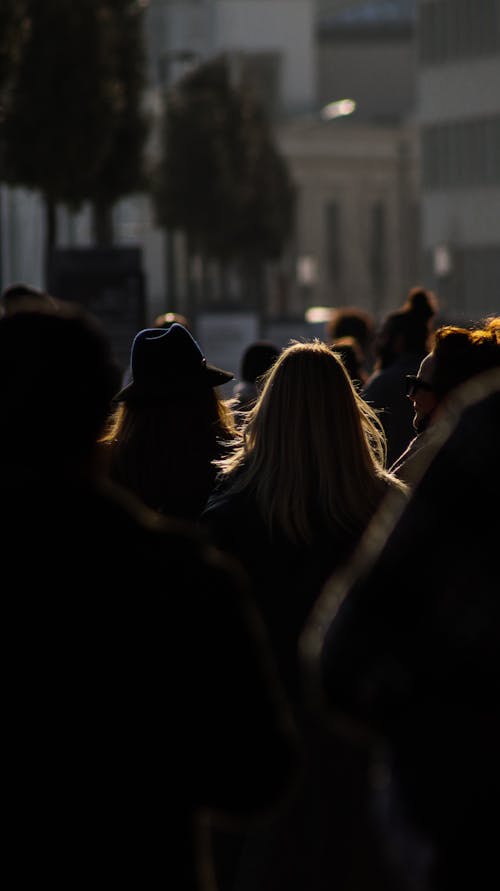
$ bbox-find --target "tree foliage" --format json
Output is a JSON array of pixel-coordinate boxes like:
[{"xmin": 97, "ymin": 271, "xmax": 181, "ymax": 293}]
[
  {"xmin": 152, "ymin": 54, "xmax": 296, "ymax": 264},
  {"xmin": 1, "ymin": 1, "xmax": 149, "ymax": 215},
  {"xmin": 90, "ymin": 0, "xmax": 150, "ymax": 209},
  {"xmin": 0, "ymin": 2, "xmax": 27, "ymax": 101}
]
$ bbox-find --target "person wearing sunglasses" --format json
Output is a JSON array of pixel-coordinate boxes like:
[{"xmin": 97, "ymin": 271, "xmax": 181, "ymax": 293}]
[
  {"xmin": 390, "ymin": 317, "xmax": 500, "ymax": 483},
  {"xmin": 388, "ymin": 351, "xmax": 439, "ymax": 482},
  {"xmin": 406, "ymin": 354, "xmax": 439, "ymax": 429}
]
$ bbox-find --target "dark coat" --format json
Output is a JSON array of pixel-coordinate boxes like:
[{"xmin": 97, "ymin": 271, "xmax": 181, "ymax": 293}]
[
  {"xmin": 201, "ymin": 485, "xmax": 403, "ymax": 891},
  {"xmin": 362, "ymin": 351, "xmax": 425, "ymax": 467},
  {"xmin": 319, "ymin": 375, "xmax": 500, "ymax": 891},
  {"xmin": 2, "ymin": 470, "xmax": 299, "ymax": 890},
  {"xmin": 201, "ymin": 488, "xmax": 357, "ymax": 704}
]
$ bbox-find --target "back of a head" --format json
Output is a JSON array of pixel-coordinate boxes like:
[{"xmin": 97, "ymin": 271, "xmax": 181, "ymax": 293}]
[
  {"xmin": 252, "ymin": 340, "xmax": 374, "ymax": 475},
  {"xmin": 0, "ymin": 303, "xmax": 119, "ymax": 466},
  {"xmin": 238, "ymin": 339, "xmax": 391, "ymax": 543},
  {"xmin": 400, "ymin": 286, "xmax": 438, "ymax": 350},
  {"xmin": 326, "ymin": 307, "xmax": 375, "ymax": 354},
  {"xmin": 240, "ymin": 341, "xmax": 280, "ymax": 384},
  {"xmin": 330, "ymin": 336, "xmax": 367, "ymax": 387},
  {"xmin": 431, "ymin": 317, "xmax": 500, "ymax": 402},
  {"xmin": 376, "ymin": 286, "xmax": 438, "ymax": 364},
  {"xmin": 1, "ymin": 281, "xmax": 58, "ymax": 316},
  {"xmin": 153, "ymin": 311, "xmax": 191, "ymax": 331},
  {"xmin": 403, "ymin": 286, "xmax": 438, "ymax": 321}
]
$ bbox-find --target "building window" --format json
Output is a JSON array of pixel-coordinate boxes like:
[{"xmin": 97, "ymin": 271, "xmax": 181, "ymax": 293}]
[
  {"xmin": 462, "ymin": 246, "xmax": 500, "ymax": 318},
  {"xmin": 422, "ymin": 116, "xmax": 500, "ymax": 189},
  {"xmin": 419, "ymin": 0, "xmax": 500, "ymax": 63}
]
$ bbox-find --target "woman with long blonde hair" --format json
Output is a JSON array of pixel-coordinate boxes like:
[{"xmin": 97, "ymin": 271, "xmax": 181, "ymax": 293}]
[
  {"xmin": 202, "ymin": 338, "xmax": 407, "ymax": 697},
  {"xmin": 202, "ymin": 339, "xmax": 407, "ymax": 891}
]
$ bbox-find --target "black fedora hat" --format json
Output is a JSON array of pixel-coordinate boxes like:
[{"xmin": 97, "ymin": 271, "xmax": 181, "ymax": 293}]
[{"xmin": 114, "ymin": 323, "xmax": 233, "ymax": 402}]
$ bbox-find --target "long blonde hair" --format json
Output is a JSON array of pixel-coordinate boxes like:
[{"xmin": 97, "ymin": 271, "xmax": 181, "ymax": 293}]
[
  {"xmin": 214, "ymin": 339, "xmax": 406, "ymax": 544},
  {"xmin": 100, "ymin": 388, "xmax": 236, "ymax": 515}
]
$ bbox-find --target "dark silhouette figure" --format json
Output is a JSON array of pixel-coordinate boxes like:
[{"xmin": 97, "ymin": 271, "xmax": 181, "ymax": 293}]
[
  {"xmin": 304, "ymin": 366, "xmax": 500, "ymax": 891},
  {"xmin": 330, "ymin": 335, "xmax": 368, "ymax": 389},
  {"xmin": 232, "ymin": 340, "xmax": 281, "ymax": 415},
  {"xmin": 325, "ymin": 305, "xmax": 376, "ymax": 374},
  {"xmin": 0, "ymin": 280, "xmax": 59, "ymax": 315},
  {"xmin": 0, "ymin": 304, "xmax": 300, "ymax": 891},
  {"xmin": 362, "ymin": 286, "xmax": 438, "ymax": 466},
  {"xmin": 154, "ymin": 310, "xmax": 191, "ymax": 330},
  {"xmin": 391, "ymin": 316, "xmax": 500, "ymax": 482},
  {"xmin": 102, "ymin": 323, "xmax": 237, "ymax": 519},
  {"xmin": 201, "ymin": 339, "xmax": 407, "ymax": 891}
]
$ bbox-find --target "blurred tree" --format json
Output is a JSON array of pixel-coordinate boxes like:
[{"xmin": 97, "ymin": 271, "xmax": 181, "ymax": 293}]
[
  {"xmin": 1, "ymin": 0, "xmax": 149, "ymax": 277},
  {"xmin": 151, "ymin": 54, "xmax": 296, "ymax": 313},
  {"xmin": 90, "ymin": 0, "xmax": 150, "ymax": 244},
  {"xmin": 0, "ymin": 2, "xmax": 28, "ymax": 111}
]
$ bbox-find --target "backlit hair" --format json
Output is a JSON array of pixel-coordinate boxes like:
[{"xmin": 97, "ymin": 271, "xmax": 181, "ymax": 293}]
[
  {"xmin": 214, "ymin": 339, "xmax": 406, "ymax": 545},
  {"xmin": 431, "ymin": 316, "xmax": 500, "ymax": 400},
  {"xmin": 102, "ymin": 387, "xmax": 236, "ymax": 514}
]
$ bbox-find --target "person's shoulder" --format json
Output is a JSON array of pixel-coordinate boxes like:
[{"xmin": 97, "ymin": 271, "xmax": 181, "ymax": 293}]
[
  {"xmin": 96, "ymin": 477, "xmax": 257, "ymax": 601},
  {"xmin": 201, "ymin": 484, "xmax": 267, "ymax": 559},
  {"xmin": 202, "ymin": 485, "xmax": 249, "ymax": 525},
  {"xmin": 389, "ymin": 427, "xmax": 443, "ymax": 486},
  {"xmin": 101, "ymin": 477, "xmax": 207, "ymax": 548},
  {"xmin": 362, "ymin": 369, "xmax": 382, "ymax": 392},
  {"xmin": 362, "ymin": 369, "xmax": 392, "ymax": 398},
  {"xmin": 389, "ymin": 434, "xmax": 421, "ymax": 474}
]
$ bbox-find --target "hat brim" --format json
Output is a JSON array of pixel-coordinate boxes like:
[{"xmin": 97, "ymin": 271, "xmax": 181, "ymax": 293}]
[
  {"xmin": 206, "ymin": 364, "xmax": 234, "ymax": 387},
  {"xmin": 113, "ymin": 363, "xmax": 233, "ymax": 403}
]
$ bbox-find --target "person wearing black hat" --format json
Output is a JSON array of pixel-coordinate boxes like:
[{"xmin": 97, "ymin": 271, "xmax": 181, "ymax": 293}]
[
  {"xmin": 0, "ymin": 303, "xmax": 301, "ymax": 891},
  {"xmin": 102, "ymin": 323, "xmax": 237, "ymax": 520}
]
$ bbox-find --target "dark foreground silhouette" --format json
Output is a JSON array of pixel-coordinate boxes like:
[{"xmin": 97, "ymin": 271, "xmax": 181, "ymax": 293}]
[{"xmin": 0, "ymin": 304, "xmax": 299, "ymax": 890}]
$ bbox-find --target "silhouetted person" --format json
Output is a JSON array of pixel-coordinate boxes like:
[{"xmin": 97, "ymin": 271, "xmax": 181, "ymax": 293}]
[
  {"xmin": 232, "ymin": 340, "xmax": 281, "ymax": 415},
  {"xmin": 326, "ymin": 305, "xmax": 376, "ymax": 374},
  {"xmin": 363, "ymin": 286, "xmax": 438, "ymax": 466},
  {"xmin": 0, "ymin": 280, "xmax": 59, "ymax": 315},
  {"xmin": 0, "ymin": 303, "xmax": 300, "ymax": 890},
  {"xmin": 154, "ymin": 310, "xmax": 191, "ymax": 330},
  {"xmin": 330, "ymin": 335, "xmax": 368, "ymax": 389},
  {"xmin": 305, "ymin": 366, "xmax": 500, "ymax": 891},
  {"xmin": 391, "ymin": 316, "xmax": 500, "ymax": 483},
  {"xmin": 202, "ymin": 339, "xmax": 407, "ymax": 891},
  {"xmin": 102, "ymin": 323, "xmax": 236, "ymax": 519}
]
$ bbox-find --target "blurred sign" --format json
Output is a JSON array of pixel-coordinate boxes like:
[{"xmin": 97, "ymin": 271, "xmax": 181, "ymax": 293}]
[{"xmin": 48, "ymin": 247, "xmax": 146, "ymax": 372}]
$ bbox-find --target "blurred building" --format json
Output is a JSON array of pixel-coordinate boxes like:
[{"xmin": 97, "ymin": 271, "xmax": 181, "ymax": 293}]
[
  {"xmin": 275, "ymin": 0, "xmax": 419, "ymax": 330},
  {"xmin": 141, "ymin": 0, "xmax": 420, "ymax": 336},
  {"xmin": 417, "ymin": 0, "xmax": 500, "ymax": 323},
  {"xmin": 1, "ymin": 0, "xmax": 498, "ymax": 341}
]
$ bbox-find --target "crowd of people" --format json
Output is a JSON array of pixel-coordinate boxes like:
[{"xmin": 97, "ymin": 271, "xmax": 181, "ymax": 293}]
[{"xmin": 1, "ymin": 278, "xmax": 499, "ymax": 891}]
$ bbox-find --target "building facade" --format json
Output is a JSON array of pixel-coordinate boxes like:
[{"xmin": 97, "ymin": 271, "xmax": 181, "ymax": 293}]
[
  {"xmin": 9, "ymin": 1, "xmax": 496, "ymax": 353},
  {"xmin": 276, "ymin": 0, "xmax": 419, "ymax": 328},
  {"xmin": 142, "ymin": 0, "xmax": 420, "ymax": 334},
  {"xmin": 417, "ymin": 0, "xmax": 500, "ymax": 324}
]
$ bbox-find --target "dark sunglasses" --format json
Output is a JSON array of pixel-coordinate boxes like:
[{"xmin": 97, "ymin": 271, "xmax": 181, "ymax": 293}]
[{"xmin": 405, "ymin": 374, "xmax": 434, "ymax": 398}]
